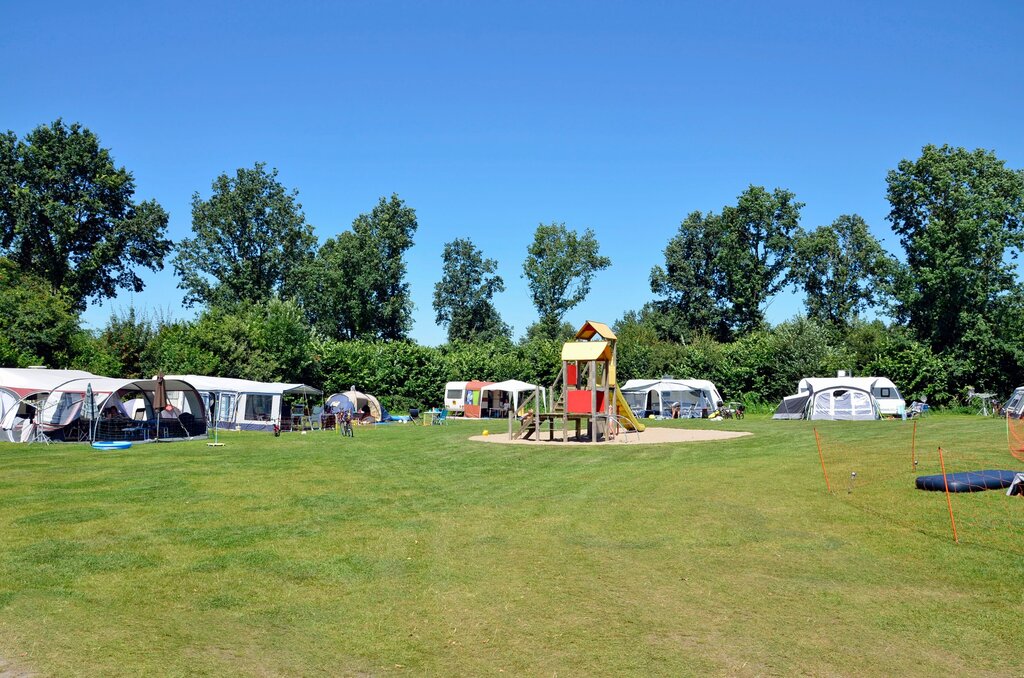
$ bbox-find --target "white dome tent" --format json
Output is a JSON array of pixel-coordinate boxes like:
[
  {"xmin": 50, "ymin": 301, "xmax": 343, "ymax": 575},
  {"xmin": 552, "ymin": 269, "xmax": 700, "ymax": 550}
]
[
  {"xmin": 797, "ymin": 376, "xmax": 905, "ymax": 417},
  {"xmin": 774, "ymin": 385, "xmax": 882, "ymax": 421},
  {"xmin": 775, "ymin": 373, "xmax": 903, "ymax": 420}
]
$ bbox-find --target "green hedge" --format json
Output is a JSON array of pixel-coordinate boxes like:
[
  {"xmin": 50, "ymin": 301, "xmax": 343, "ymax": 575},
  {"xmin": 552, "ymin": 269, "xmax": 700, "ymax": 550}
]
[{"xmin": 57, "ymin": 310, "xmax": 1024, "ymax": 412}]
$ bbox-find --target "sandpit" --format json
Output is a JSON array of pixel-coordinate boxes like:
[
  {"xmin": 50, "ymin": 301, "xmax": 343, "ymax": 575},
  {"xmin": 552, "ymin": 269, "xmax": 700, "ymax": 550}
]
[{"xmin": 468, "ymin": 425, "xmax": 751, "ymax": 446}]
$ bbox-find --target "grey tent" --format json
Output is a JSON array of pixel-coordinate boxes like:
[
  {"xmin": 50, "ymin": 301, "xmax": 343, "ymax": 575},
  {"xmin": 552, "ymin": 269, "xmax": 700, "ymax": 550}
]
[{"xmin": 772, "ymin": 394, "xmax": 811, "ymax": 420}]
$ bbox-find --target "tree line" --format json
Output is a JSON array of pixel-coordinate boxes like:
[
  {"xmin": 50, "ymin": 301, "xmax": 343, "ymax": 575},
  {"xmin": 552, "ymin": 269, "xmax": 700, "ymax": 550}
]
[{"xmin": 3, "ymin": 120, "xmax": 1024, "ymax": 409}]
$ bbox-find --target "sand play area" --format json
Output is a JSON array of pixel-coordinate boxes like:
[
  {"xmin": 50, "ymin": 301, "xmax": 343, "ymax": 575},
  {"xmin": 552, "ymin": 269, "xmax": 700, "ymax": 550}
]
[{"xmin": 469, "ymin": 425, "xmax": 751, "ymax": 446}]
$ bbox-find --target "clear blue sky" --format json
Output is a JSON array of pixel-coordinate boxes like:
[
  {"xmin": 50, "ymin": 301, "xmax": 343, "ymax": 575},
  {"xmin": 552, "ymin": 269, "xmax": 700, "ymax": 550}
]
[{"xmin": 3, "ymin": 0, "xmax": 1022, "ymax": 345}]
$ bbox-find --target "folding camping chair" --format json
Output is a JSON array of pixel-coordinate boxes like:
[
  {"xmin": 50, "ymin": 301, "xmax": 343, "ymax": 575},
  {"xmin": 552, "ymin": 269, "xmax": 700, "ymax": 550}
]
[{"xmin": 309, "ymin": 406, "xmax": 323, "ymax": 431}]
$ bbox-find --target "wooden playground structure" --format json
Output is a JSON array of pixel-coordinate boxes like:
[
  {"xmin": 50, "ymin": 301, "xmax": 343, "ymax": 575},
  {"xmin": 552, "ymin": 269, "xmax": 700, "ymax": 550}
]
[{"xmin": 511, "ymin": 320, "xmax": 646, "ymax": 443}]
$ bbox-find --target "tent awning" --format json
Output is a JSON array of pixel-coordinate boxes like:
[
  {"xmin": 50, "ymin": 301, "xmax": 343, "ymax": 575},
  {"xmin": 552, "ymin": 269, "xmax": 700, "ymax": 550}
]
[
  {"xmin": 0, "ymin": 368, "xmax": 97, "ymax": 395},
  {"xmin": 163, "ymin": 375, "xmax": 321, "ymax": 396}
]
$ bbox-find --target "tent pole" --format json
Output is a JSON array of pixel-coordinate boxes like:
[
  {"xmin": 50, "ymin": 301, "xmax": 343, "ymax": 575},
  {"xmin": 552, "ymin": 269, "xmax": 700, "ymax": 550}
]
[
  {"xmin": 590, "ymin": 361, "xmax": 597, "ymax": 443},
  {"xmin": 562, "ymin": 361, "xmax": 568, "ymax": 442}
]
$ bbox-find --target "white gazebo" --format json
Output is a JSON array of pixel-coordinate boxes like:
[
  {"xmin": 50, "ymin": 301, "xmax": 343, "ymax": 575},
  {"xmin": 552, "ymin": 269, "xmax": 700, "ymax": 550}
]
[{"xmin": 479, "ymin": 379, "xmax": 547, "ymax": 416}]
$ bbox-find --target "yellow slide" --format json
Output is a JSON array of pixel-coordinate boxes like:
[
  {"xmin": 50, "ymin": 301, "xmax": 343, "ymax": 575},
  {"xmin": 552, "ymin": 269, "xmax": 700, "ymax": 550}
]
[{"xmin": 614, "ymin": 389, "xmax": 646, "ymax": 432}]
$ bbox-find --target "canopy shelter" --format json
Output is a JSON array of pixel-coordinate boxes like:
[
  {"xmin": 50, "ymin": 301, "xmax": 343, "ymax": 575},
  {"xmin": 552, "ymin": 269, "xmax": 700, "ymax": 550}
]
[
  {"xmin": 0, "ymin": 368, "xmax": 97, "ymax": 442},
  {"xmin": 31, "ymin": 377, "xmax": 208, "ymax": 442},
  {"xmin": 479, "ymin": 379, "xmax": 547, "ymax": 416},
  {"xmin": 773, "ymin": 385, "xmax": 881, "ymax": 421},
  {"xmin": 620, "ymin": 379, "xmax": 724, "ymax": 419},
  {"xmin": 165, "ymin": 375, "xmax": 320, "ymax": 432}
]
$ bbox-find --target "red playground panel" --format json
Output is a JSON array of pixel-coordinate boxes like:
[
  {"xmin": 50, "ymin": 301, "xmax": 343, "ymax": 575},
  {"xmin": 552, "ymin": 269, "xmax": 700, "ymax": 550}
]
[{"xmin": 567, "ymin": 389, "xmax": 605, "ymax": 414}]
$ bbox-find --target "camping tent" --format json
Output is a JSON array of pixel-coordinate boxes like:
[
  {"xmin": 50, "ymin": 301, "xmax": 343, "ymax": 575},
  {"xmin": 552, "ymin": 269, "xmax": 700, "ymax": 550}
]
[
  {"xmin": 33, "ymin": 377, "xmax": 208, "ymax": 442},
  {"xmin": 0, "ymin": 368, "xmax": 97, "ymax": 442},
  {"xmin": 328, "ymin": 390, "xmax": 383, "ymax": 422},
  {"xmin": 620, "ymin": 379, "xmax": 724, "ymax": 418},
  {"xmin": 479, "ymin": 379, "xmax": 547, "ymax": 416},
  {"xmin": 773, "ymin": 385, "xmax": 881, "ymax": 421},
  {"xmin": 772, "ymin": 394, "xmax": 811, "ymax": 420},
  {"xmin": 1004, "ymin": 386, "xmax": 1024, "ymax": 418},
  {"xmin": 165, "ymin": 375, "xmax": 320, "ymax": 432},
  {"xmin": 325, "ymin": 392, "xmax": 355, "ymax": 414},
  {"xmin": 796, "ymin": 377, "xmax": 905, "ymax": 416}
]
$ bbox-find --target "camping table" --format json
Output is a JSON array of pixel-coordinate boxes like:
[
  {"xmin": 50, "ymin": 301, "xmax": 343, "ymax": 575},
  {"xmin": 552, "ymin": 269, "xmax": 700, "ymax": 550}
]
[
  {"xmin": 423, "ymin": 409, "xmax": 440, "ymax": 426},
  {"xmin": 123, "ymin": 424, "xmax": 152, "ymax": 441}
]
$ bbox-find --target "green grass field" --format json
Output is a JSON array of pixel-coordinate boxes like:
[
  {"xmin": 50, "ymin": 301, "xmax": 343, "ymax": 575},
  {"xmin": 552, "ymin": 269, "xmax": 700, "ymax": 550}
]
[{"xmin": 1, "ymin": 415, "xmax": 1022, "ymax": 676}]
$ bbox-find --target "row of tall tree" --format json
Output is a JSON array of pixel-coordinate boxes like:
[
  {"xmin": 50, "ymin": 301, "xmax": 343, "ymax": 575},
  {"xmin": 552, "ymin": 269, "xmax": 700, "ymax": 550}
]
[
  {"xmin": 642, "ymin": 146, "xmax": 1024, "ymax": 398},
  {"xmin": 0, "ymin": 120, "xmax": 611, "ymax": 345},
  {"xmin": 3, "ymin": 119, "xmax": 1024, "ymax": 405}
]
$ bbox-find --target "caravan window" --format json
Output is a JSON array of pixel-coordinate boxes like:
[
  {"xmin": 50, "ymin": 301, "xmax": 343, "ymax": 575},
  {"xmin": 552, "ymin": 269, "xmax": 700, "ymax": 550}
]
[
  {"xmin": 879, "ymin": 388, "xmax": 891, "ymax": 398},
  {"xmin": 245, "ymin": 394, "xmax": 274, "ymax": 421},
  {"xmin": 446, "ymin": 389, "xmax": 462, "ymax": 400}
]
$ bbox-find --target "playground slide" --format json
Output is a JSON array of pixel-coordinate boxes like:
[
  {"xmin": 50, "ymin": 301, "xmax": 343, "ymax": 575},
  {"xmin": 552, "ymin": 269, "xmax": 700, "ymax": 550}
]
[{"xmin": 614, "ymin": 389, "xmax": 646, "ymax": 432}]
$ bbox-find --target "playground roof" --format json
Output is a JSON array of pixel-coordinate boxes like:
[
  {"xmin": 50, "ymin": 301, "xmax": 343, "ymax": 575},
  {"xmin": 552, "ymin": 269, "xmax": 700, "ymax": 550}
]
[
  {"xmin": 561, "ymin": 341, "xmax": 612, "ymax": 362},
  {"xmin": 575, "ymin": 320, "xmax": 616, "ymax": 342}
]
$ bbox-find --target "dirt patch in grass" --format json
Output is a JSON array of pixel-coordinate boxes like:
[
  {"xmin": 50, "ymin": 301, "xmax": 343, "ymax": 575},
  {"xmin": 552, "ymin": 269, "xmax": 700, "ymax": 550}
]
[
  {"xmin": 469, "ymin": 426, "xmax": 752, "ymax": 445},
  {"xmin": 0, "ymin": 656, "xmax": 34, "ymax": 678}
]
